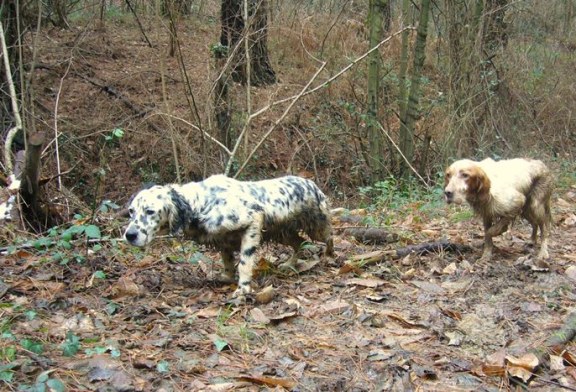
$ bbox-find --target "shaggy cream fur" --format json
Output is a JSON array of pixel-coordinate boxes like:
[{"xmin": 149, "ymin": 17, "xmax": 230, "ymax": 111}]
[{"xmin": 444, "ymin": 158, "xmax": 553, "ymax": 262}]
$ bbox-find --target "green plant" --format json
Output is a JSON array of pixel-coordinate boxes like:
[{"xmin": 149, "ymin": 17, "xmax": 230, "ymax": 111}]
[
  {"xmin": 32, "ymin": 219, "xmax": 103, "ymax": 265},
  {"xmin": 19, "ymin": 370, "xmax": 65, "ymax": 392},
  {"xmin": 61, "ymin": 331, "xmax": 80, "ymax": 357}
]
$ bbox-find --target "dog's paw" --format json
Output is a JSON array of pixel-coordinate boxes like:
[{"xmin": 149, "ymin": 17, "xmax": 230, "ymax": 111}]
[
  {"xmin": 231, "ymin": 284, "xmax": 252, "ymax": 298},
  {"xmin": 215, "ymin": 273, "xmax": 236, "ymax": 284}
]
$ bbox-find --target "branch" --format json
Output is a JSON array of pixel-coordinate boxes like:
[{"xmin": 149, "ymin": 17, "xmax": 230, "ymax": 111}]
[
  {"xmin": 378, "ymin": 122, "xmax": 431, "ymax": 189},
  {"xmin": 226, "ymin": 27, "xmax": 414, "ymax": 176},
  {"xmin": 250, "ymin": 27, "xmax": 415, "ymax": 120},
  {"xmin": 230, "ymin": 61, "xmax": 327, "ymax": 177},
  {"xmin": 0, "ymin": 20, "xmax": 23, "ymax": 175}
]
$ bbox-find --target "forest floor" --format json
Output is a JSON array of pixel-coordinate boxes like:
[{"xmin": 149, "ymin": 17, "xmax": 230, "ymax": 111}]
[{"xmin": 1, "ymin": 185, "xmax": 576, "ymax": 391}]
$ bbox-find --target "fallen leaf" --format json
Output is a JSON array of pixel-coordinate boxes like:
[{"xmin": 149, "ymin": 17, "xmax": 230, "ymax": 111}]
[
  {"xmin": 505, "ymin": 353, "xmax": 539, "ymax": 382},
  {"xmin": 195, "ymin": 306, "xmax": 223, "ymax": 318},
  {"xmin": 237, "ymin": 375, "xmax": 296, "ymax": 389},
  {"xmin": 254, "ymin": 285, "xmax": 275, "ymax": 304},
  {"xmin": 346, "ymin": 277, "xmax": 388, "ymax": 288},
  {"xmin": 250, "ymin": 307, "xmax": 270, "ymax": 324},
  {"xmin": 110, "ymin": 275, "xmax": 141, "ymax": 299},
  {"xmin": 445, "ymin": 330, "xmax": 465, "ymax": 346},
  {"xmin": 550, "ymin": 355, "xmax": 565, "ymax": 371},
  {"xmin": 566, "ymin": 266, "xmax": 576, "ymax": 282}
]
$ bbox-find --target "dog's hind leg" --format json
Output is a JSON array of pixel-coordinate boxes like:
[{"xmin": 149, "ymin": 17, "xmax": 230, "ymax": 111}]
[{"xmin": 218, "ymin": 249, "xmax": 236, "ymax": 283}]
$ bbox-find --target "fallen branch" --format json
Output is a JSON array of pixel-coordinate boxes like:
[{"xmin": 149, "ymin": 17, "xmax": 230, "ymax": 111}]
[
  {"xmin": 342, "ymin": 227, "xmax": 400, "ymax": 245},
  {"xmin": 530, "ymin": 311, "xmax": 576, "ymax": 369},
  {"xmin": 347, "ymin": 240, "xmax": 472, "ymax": 266}
]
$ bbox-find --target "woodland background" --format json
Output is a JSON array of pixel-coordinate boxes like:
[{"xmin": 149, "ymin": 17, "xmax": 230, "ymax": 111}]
[
  {"xmin": 1, "ymin": 0, "xmax": 575, "ymax": 223},
  {"xmin": 1, "ymin": 1, "xmax": 576, "ymax": 391}
]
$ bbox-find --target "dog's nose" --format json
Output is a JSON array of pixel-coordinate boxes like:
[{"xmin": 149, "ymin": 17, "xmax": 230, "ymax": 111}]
[
  {"xmin": 444, "ymin": 191, "xmax": 453, "ymax": 202},
  {"xmin": 125, "ymin": 229, "xmax": 138, "ymax": 243}
]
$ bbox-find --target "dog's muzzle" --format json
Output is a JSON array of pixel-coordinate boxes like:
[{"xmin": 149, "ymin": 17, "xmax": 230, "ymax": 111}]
[
  {"xmin": 124, "ymin": 227, "xmax": 145, "ymax": 247},
  {"xmin": 444, "ymin": 190, "xmax": 454, "ymax": 204}
]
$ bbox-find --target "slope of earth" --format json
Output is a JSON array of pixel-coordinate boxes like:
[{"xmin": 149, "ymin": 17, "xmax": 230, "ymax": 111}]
[{"xmin": 1, "ymin": 184, "xmax": 575, "ymax": 391}]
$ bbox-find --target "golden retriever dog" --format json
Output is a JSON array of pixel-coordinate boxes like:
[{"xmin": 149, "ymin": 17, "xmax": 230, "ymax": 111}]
[{"xmin": 444, "ymin": 158, "xmax": 553, "ymax": 262}]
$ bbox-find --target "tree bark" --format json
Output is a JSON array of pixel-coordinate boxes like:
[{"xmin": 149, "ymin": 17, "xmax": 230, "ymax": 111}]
[
  {"xmin": 220, "ymin": 0, "xmax": 276, "ymax": 86},
  {"xmin": 20, "ymin": 132, "xmax": 49, "ymax": 229},
  {"xmin": 399, "ymin": 0, "xmax": 431, "ymax": 178},
  {"xmin": 366, "ymin": 0, "xmax": 388, "ymax": 181}
]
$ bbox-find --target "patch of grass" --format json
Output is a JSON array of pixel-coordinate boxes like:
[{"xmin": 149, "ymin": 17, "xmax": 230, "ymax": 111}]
[{"xmin": 358, "ymin": 175, "xmax": 447, "ymax": 224}]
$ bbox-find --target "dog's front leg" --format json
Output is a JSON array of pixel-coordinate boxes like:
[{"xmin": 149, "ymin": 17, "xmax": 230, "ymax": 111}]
[
  {"xmin": 479, "ymin": 217, "xmax": 494, "ymax": 262},
  {"xmin": 486, "ymin": 217, "xmax": 512, "ymax": 238},
  {"xmin": 232, "ymin": 213, "xmax": 264, "ymax": 298}
]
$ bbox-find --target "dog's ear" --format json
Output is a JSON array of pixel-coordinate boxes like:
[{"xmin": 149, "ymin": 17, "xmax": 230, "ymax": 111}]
[
  {"xmin": 168, "ymin": 189, "xmax": 195, "ymax": 233},
  {"xmin": 466, "ymin": 167, "xmax": 490, "ymax": 200}
]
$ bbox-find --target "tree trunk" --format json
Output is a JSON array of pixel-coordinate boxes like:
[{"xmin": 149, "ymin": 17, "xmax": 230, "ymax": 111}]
[
  {"xmin": 396, "ymin": 0, "xmax": 411, "ymax": 174},
  {"xmin": 20, "ymin": 132, "xmax": 51, "ymax": 230},
  {"xmin": 220, "ymin": 0, "xmax": 276, "ymax": 86},
  {"xmin": 366, "ymin": 0, "xmax": 388, "ymax": 181},
  {"xmin": 398, "ymin": 0, "xmax": 431, "ymax": 178}
]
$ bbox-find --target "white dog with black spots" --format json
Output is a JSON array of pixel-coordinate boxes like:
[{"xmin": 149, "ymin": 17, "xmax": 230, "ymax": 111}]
[{"xmin": 124, "ymin": 174, "xmax": 334, "ymax": 298}]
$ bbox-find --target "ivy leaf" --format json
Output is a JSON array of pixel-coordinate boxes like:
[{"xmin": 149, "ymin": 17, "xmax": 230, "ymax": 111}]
[
  {"xmin": 156, "ymin": 360, "xmax": 170, "ymax": 373},
  {"xmin": 46, "ymin": 378, "xmax": 66, "ymax": 392},
  {"xmin": 84, "ymin": 225, "xmax": 101, "ymax": 239},
  {"xmin": 21, "ymin": 338, "xmax": 44, "ymax": 354},
  {"xmin": 62, "ymin": 331, "xmax": 80, "ymax": 357},
  {"xmin": 213, "ymin": 337, "xmax": 229, "ymax": 352}
]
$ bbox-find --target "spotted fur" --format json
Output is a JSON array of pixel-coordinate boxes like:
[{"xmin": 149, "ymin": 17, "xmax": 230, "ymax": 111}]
[{"xmin": 124, "ymin": 174, "xmax": 334, "ymax": 297}]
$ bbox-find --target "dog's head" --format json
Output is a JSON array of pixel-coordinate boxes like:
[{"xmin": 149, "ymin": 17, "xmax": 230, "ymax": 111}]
[
  {"xmin": 124, "ymin": 186, "xmax": 173, "ymax": 247},
  {"xmin": 444, "ymin": 159, "xmax": 491, "ymax": 205}
]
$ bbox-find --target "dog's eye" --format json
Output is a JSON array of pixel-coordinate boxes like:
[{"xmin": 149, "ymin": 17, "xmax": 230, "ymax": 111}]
[
  {"xmin": 146, "ymin": 209, "xmax": 155, "ymax": 215},
  {"xmin": 461, "ymin": 172, "xmax": 469, "ymax": 179}
]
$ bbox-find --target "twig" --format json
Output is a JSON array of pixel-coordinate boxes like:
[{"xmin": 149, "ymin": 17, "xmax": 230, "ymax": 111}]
[
  {"xmin": 124, "ymin": 0, "xmax": 153, "ymax": 47},
  {"xmin": 378, "ymin": 122, "xmax": 431, "ymax": 189},
  {"xmin": 230, "ymin": 61, "xmax": 327, "ymax": 177},
  {"xmin": 53, "ymin": 59, "xmax": 73, "ymax": 191},
  {"xmin": 249, "ymin": 27, "xmax": 414, "ymax": 120},
  {"xmin": 0, "ymin": 20, "xmax": 23, "ymax": 175}
]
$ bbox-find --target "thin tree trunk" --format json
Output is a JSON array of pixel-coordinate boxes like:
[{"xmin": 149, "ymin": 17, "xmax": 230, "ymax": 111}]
[
  {"xmin": 397, "ymin": 0, "xmax": 411, "ymax": 173},
  {"xmin": 366, "ymin": 0, "xmax": 388, "ymax": 181},
  {"xmin": 20, "ymin": 132, "xmax": 50, "ymax": 229},
  {"xmin": 399, "ymin": 0, "xmax": 431, "ymax": 178}
]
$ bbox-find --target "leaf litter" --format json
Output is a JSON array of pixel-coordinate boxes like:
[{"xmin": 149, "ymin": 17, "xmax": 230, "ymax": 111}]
[{"xmin": 1, "ymin": 191, "xmax": 576, "ymax": 391}]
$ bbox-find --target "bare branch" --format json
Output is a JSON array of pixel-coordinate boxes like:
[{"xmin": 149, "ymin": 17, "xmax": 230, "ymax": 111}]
[{"xmin": 0, "ymin": 20, "xmax": 23, "ymax": 175}]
